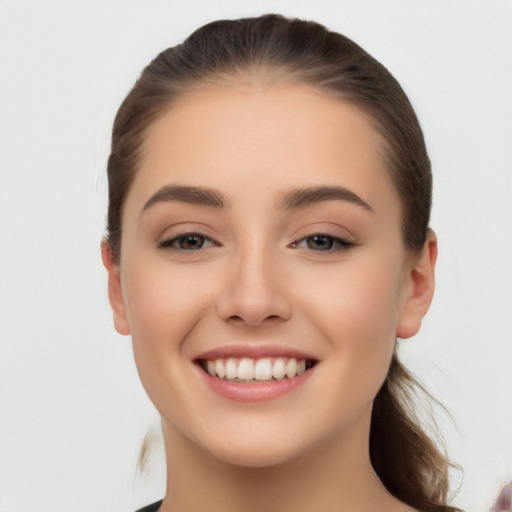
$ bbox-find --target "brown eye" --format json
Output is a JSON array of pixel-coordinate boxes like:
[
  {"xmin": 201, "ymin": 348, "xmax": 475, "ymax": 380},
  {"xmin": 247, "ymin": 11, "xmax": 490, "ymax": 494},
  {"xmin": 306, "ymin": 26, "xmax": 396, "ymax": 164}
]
[
  {"xmin": 306, "ymin": 235, "xmax": 334, "ymax": 251},
  {"xmin": 290, "ymin": 233, "xmax": 354, "ymax": 253},
  {"xmin": 159, "ymin": 233, "xmax": 216, "ymax": 251},
  {"xmin": 178, "ymin": 234, "xmax": 206, "ymax": 250}
]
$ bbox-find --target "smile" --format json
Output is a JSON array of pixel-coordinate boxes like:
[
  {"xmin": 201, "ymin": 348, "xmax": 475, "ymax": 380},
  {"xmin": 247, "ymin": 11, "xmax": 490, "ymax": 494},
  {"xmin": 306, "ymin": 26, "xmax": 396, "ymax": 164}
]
[{"xmin": 199, "ymin": 357, "xmax": 316, "ymax": 382}]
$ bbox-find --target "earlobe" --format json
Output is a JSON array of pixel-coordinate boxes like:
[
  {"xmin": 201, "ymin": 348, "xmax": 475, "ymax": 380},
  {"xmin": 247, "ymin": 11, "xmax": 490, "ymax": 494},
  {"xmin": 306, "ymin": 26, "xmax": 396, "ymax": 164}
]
[
  {"xmin": 396, "ymin": 230, "xmax": 438, "ymax": 339},
  {"xmin": 101, "ymin": 242, "xmax": 131, "ymax": 336}
]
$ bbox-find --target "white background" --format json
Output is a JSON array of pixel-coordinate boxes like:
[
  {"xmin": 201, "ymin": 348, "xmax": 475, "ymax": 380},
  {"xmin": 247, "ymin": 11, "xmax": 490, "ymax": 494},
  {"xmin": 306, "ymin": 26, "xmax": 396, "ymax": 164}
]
[{"xmin": 1, "ymin": 1, "xmax": 511, "ymax": 511}]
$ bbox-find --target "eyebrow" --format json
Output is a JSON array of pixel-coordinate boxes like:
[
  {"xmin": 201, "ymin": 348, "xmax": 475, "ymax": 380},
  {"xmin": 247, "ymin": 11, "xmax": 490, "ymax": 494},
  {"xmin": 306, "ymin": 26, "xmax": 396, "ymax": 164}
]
[
  {"xmin": 280, "ymin": 186, "xmax": 373, "ymax": 212},
  {"xmin": 142, "ymin": 185, "xmax": 225, "ymax": 212},
  {"xmin": 142, "ymin": 184, "xmax": 372, "ymax": 215}
]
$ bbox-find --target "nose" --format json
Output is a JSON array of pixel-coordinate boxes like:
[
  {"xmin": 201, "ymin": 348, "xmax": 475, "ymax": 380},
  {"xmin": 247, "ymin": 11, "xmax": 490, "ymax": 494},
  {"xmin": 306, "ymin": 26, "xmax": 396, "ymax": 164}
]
[{"xmin": 216, "ymin": 245, "xmax": 292, "ymax": 327}]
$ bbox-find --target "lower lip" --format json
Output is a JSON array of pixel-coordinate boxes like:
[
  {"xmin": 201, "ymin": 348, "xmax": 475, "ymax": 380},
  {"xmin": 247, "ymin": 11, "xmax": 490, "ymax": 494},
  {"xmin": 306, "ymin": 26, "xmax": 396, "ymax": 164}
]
[{"xmin": 197, "ymin": 365, "xmax": 315, "ymax": 402}]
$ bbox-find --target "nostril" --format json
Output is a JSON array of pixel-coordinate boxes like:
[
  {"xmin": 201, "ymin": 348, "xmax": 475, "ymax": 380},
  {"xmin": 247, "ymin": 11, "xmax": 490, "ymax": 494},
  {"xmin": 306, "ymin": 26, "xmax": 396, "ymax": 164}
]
[{"xmin": 227, "ymin": 313, "xmax": 285, "ymax": 325}]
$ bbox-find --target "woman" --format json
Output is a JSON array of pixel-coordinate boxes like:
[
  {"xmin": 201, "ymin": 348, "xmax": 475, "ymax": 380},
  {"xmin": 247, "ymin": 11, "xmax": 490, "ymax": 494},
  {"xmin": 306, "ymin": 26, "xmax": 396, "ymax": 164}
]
[{"xmin": 102, "ymin": 14, "xmax": 462, "ymax": 512}]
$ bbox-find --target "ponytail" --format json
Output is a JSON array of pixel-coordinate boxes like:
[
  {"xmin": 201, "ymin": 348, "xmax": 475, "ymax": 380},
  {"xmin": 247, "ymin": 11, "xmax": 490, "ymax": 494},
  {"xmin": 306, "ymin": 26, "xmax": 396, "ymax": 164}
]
[{"xmin": 370, "ymin": 353, "xmax": 462, "ymax": 511}]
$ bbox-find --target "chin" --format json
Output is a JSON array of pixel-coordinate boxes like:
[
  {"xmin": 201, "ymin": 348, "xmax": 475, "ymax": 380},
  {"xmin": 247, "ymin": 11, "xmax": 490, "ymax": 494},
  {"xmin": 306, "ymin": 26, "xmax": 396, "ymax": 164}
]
[
  {"xmin": 198, "ymin": 428, "xmax": 309, "ymax": 469},
  {"xmin": 210, "ymin": 445, "xmax": 301, "ymax": 469}
]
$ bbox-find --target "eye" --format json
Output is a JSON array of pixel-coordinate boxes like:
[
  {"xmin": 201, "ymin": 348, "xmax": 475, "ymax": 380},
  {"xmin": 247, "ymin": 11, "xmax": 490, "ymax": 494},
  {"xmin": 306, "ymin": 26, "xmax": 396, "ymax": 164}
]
[
  {"xmin": 159, "ymin": 233, "xmax": 217, "ymax": 251},
  {"xmin": 306, "ymin": 235, "xmax": 335, "ymax": 251},
  {"xmin": 292, "ymin": 234, "xmax": 354, "ymax": 252}
]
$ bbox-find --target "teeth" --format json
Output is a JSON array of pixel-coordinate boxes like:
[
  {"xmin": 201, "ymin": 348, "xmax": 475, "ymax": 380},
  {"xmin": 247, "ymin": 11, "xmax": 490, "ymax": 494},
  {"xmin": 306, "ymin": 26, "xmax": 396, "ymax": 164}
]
[
  {"xmin": 202, "ymin": 356, "xmax": 313, "ymax": 382},
  {"xmin": 272, "ymin": 358, "xmax": 286, "ymax": 379},
  {"xmin": 254, "ymin": 359, "xmax": 273, "ymax": 380},
  {"xmin": 214, "ymin": 359, "xmax": 226, "ymax": 379},
  {"xmin": 238, "ymin": 358, "xmax": 254, "ymax": 380},
  {"xmin": 286, "ymin": 358, "xmax": 297, "ymax": 378},
  {"xmin": 225, "ymin": 358, "xmax": 237, "ymax": 380}
]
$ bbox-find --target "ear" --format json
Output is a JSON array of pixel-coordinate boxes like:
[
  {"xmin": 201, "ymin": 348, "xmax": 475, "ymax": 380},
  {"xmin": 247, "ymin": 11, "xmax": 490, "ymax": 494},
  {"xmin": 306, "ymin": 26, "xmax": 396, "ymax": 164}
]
[
  {"xmin": 396, "ymin": 230, "xmax": 438, "ymax": 339},
  {"xmin": 101, "ymin": 242, "xmax": 131, "ymax": 336}
]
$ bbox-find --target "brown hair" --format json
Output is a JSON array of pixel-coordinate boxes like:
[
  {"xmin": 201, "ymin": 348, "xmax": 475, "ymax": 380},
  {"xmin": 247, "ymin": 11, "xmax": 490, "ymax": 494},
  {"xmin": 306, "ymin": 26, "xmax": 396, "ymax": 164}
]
[{"xmin": 106, "ymin": 14, "xmax": 461, "ymax": 511}]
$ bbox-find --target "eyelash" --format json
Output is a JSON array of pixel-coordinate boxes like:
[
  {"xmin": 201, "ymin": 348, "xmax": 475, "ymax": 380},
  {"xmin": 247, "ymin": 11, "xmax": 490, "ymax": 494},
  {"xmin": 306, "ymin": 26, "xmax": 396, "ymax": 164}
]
[
  {"xmin": 290, "ymin": 234, "xmax": 355, "ymax": 252},
  {"xmin": 158, "ymin": 232, "xmax": 218, "ymax": 251},
  {"xmin": 158, "ymin": 232, "xmax": 354, "ymax": 253}
]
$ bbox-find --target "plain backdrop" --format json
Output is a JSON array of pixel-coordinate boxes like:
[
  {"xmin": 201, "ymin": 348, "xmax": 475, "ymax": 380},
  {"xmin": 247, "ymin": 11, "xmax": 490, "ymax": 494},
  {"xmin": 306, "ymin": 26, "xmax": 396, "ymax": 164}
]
[{"xmin": 1, "ymin": 1, "xmax": 511, "ymax": 511}]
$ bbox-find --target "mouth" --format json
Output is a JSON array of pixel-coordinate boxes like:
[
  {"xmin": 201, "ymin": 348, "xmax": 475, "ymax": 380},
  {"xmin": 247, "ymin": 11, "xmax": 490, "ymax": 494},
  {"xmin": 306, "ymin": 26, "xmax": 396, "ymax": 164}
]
[{"xmin": 196, "ymin": 357, "xmax": 318, "ymax": 383}]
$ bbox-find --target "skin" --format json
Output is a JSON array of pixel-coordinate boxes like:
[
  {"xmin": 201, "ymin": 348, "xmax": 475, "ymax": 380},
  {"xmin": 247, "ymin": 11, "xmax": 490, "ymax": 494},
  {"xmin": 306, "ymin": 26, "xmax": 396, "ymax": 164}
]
[{"xmin": 102, "ymin": 83, "xmax": 436, "ymax": 512}]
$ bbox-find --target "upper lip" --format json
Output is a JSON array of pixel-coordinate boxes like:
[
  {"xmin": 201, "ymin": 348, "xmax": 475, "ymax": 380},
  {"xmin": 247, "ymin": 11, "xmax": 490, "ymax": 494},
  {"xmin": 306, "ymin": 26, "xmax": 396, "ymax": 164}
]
[{"xmin": 193, "ymin": 344, "xmax": 318, "ymax": 361}]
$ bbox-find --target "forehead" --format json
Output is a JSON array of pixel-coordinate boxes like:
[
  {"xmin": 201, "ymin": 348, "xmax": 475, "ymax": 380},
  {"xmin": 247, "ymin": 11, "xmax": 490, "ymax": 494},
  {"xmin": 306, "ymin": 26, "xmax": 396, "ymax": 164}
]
[{"xmin": 128, "ymin": 82, "xmax": 397, "ymax": 213}]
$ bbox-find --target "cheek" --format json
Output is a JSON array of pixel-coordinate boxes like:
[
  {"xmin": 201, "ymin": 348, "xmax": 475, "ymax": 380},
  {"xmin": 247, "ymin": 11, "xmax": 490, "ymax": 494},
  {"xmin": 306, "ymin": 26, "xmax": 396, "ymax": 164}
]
[
  {"xmin": 296, "ymin": 267, "xmax": 402, "ymax": 431},
  {"xmin": 295, "ymin": 257, "xmax": 403, "ymax": 382},
  {"xmin": 300, "ymin": 259, "xmax": 402, "ymax": 336},
  {"xmin": 120, "ymin": 259, "xmax": 219, "ymax": 422},
  {"xmin": 122, "ymin": 259, "xmax": 215, "ymax": 350}
]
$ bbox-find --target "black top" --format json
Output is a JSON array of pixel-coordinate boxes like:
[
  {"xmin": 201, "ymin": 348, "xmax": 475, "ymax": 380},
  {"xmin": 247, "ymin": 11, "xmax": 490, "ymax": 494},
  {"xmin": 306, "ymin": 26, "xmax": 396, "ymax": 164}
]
[{"xmin": 135, "ymin": 500, "xmax": 163, "ymax": 512}]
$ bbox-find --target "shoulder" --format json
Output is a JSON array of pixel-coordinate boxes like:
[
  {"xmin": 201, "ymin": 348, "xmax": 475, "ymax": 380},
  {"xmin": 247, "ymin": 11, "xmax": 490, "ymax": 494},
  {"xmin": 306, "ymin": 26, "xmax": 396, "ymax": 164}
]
[{"xmin": 135, "ymin": 500, "xmax": 163, "ymax": 512}]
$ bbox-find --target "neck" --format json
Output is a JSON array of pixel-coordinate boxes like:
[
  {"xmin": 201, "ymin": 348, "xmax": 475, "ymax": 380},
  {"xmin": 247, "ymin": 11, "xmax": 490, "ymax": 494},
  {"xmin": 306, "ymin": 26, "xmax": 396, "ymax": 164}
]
[{"xmin": 158, "ymin": 407, "xmax": 412, "ymax": 512}]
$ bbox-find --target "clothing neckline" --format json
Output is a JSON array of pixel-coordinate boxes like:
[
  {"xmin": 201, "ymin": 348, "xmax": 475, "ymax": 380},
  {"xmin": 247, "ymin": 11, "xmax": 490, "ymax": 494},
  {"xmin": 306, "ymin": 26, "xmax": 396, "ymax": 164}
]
[{"xmin": 135, "ymin": 499, "xmax": 162, "ymax": 512}]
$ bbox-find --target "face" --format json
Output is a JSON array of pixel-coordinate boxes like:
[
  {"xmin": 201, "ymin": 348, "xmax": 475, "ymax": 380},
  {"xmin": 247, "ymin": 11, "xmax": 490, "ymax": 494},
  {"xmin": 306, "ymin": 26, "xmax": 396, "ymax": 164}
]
[{"xmin": 104, "ymin": 83, "xmax": 434, "ymax": 468}]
